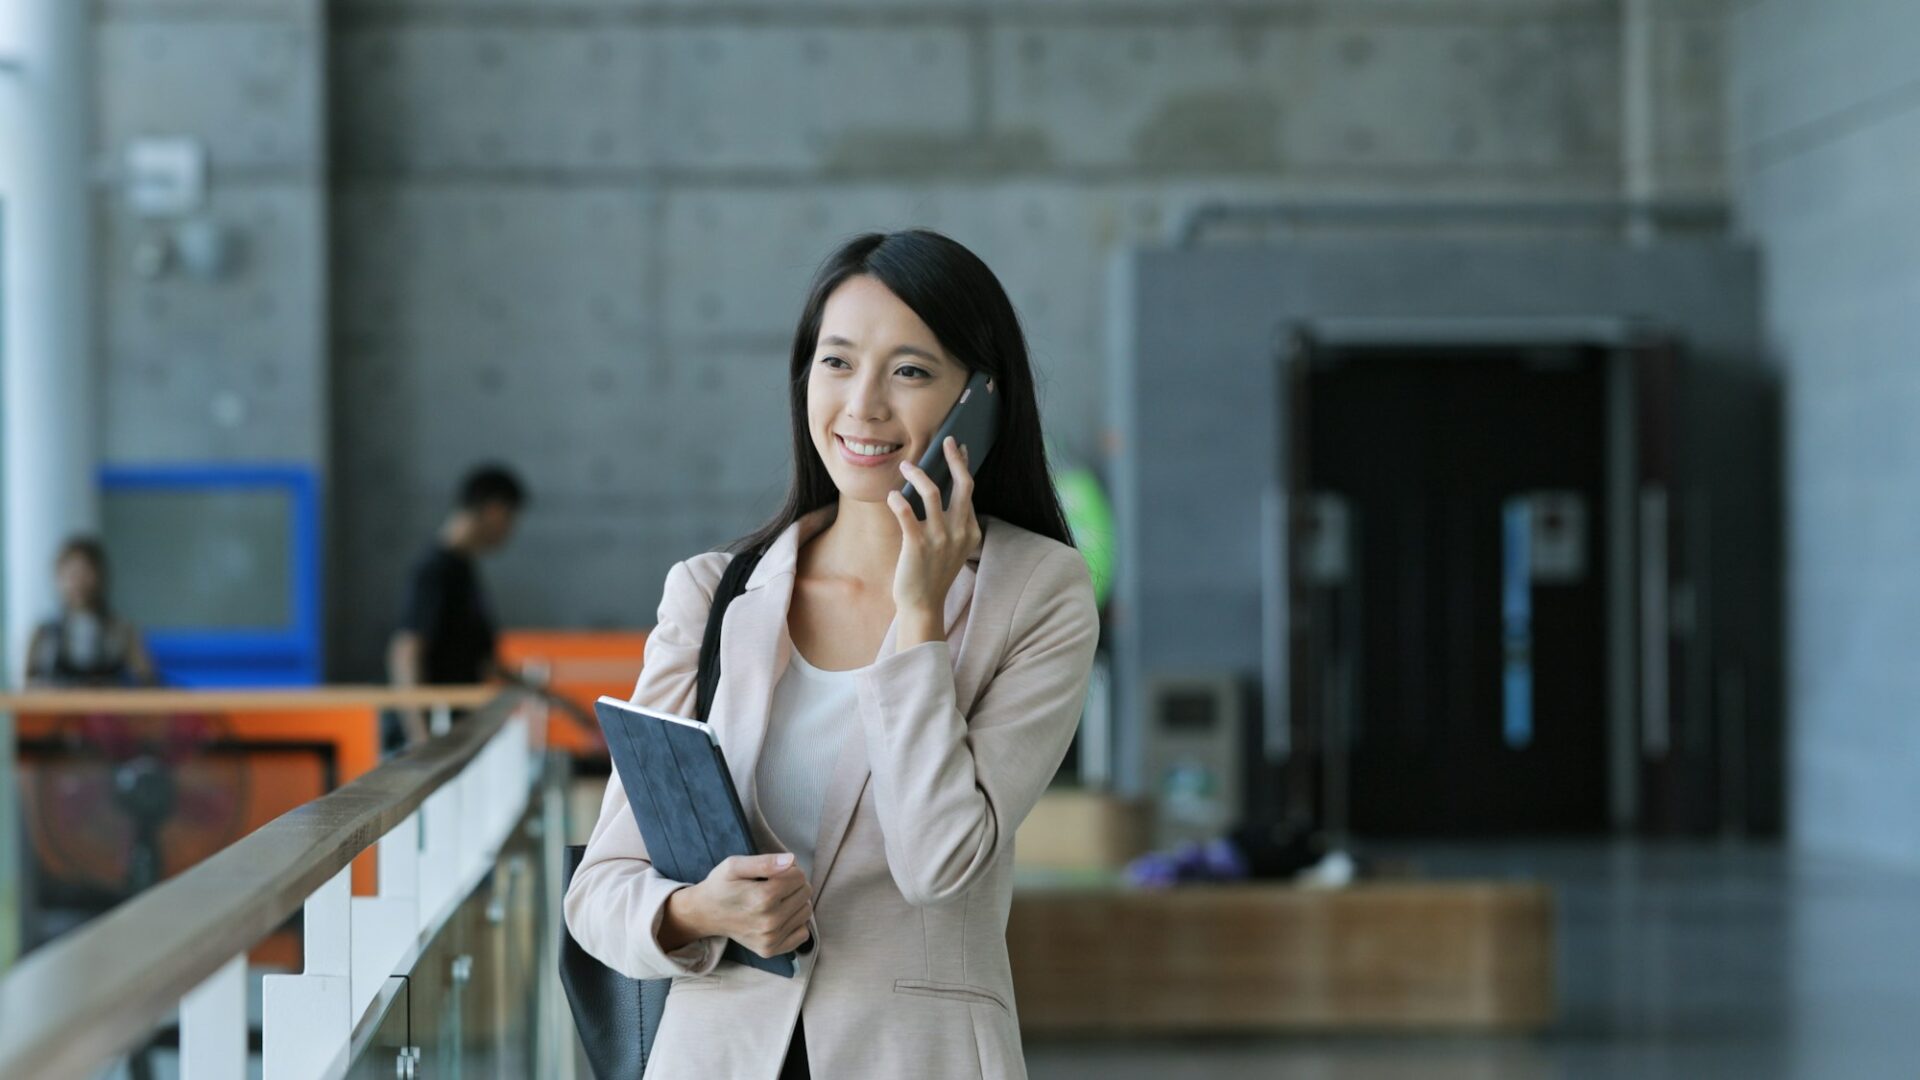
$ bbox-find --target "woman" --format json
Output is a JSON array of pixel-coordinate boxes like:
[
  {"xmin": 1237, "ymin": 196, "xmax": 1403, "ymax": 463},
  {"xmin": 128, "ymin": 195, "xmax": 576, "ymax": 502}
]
[
  {"xmin": 24, "ymin": 536, "xmax": 157, "ymax": 688},
  {"xmin": 565, "ymin": 229, "xmax": 1099, "ymax": 1078}
]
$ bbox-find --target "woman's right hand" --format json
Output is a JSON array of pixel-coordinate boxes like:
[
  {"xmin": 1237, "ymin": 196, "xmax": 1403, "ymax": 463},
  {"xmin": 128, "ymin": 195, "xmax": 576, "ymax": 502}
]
[{"xmin": 664, "ymin": 853, "xmax": 813, "ymax": 959}]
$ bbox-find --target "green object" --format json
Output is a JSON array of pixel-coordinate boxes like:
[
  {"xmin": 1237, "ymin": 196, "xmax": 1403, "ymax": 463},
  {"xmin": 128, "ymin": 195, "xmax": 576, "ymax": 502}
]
[{"xmin": 1056, "ymin": 466, "xmax": 1115, "ymax": 607}]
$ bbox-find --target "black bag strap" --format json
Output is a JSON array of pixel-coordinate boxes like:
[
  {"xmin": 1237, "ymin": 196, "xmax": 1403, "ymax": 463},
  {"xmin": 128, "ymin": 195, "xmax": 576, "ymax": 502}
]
[{"xmin": 694, "ymin": 546, "xmax": 765, "ymax": 723}]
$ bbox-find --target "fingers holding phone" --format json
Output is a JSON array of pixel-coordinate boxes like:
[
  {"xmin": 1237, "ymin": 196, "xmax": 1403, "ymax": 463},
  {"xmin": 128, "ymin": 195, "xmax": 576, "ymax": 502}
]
[
  {"xmin": 888, "ymin": 436, "xmax": 983, "ymax": 621},
  {"xmin": 895, "ymin": 436, "xmax": 977, "ymax": 532},
  {"xmin": 886, "ymin": 369, "xmax": 998, "ymax": 637}
]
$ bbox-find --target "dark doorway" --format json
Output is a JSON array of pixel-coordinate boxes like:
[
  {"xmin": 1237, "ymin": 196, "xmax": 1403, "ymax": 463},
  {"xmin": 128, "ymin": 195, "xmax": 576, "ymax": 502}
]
[{"xmin": 1298, "ymin": 344, "xmax": 1611, "ymax": 836}]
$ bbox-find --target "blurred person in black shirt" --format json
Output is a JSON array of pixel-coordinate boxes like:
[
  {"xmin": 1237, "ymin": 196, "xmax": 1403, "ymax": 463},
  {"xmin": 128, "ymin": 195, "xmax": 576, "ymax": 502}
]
[{"xmin": 385, "ymin": 463, "xmax": 528, "ymax": 749}]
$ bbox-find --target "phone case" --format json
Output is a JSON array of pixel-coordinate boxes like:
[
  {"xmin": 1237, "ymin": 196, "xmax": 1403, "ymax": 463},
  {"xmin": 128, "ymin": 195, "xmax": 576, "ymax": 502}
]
[{"xmin": 903, "ymin": 370, "xmax": 1000, "ymax": 520}]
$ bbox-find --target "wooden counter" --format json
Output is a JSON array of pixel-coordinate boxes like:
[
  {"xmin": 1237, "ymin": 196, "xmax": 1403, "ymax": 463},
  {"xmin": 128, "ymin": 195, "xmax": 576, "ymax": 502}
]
[{"xmin": 1008, "ymin": 879, "xmax": 1556, "ymax": 1034}]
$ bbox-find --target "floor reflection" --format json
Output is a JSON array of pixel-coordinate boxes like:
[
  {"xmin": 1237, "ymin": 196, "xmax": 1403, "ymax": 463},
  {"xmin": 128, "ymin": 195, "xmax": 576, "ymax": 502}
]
[{"xmin": 1028, "ymin": 843, "xmax": 1920, "ymax": 1080}]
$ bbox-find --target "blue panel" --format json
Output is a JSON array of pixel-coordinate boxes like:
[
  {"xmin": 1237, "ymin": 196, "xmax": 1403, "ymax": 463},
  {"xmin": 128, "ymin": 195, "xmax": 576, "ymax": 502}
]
[
  {"xmin": 1501, "ymin": 499, "xmax": 1534, "ymax": 750},
  {"xmin": 98, "ymin": 464, "xmax": 322, "ymax": 687}
]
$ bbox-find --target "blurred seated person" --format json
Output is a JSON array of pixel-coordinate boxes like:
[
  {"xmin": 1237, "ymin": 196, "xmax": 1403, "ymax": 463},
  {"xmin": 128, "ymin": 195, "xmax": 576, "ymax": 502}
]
[
  {"xmin": 385, "ymin": 463, "xmax": 529, "ymax": 750},
  {"xmin": 24, "ymin": 536, "xmax": 157, "ymax": 688}
]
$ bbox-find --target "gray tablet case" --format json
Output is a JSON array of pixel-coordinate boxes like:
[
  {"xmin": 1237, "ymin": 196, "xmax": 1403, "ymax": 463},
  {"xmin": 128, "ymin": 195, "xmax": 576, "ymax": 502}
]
[{"xmin": 593, "ymin": 695, "xmax": 799, "ymax": 978}]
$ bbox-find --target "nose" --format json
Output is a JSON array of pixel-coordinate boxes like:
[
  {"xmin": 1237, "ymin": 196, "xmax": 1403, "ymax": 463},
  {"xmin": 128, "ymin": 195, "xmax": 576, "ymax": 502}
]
[{"xmin": 846, "ymin": 368, "xmax": 891, "ymax": 424}]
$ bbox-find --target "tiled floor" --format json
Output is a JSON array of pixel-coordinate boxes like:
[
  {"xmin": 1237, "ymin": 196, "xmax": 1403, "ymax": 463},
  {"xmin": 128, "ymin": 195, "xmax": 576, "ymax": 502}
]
[{"xmin": 1026, "ymin": 843, "xmax": 1920, "ymax": 1080}]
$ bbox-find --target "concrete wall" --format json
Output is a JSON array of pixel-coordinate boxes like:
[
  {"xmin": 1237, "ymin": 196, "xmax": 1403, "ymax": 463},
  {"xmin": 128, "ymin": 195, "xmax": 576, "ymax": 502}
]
[
  {"xmin": 1730, "ymin": 0, "xmax": 1920, "ymax": 864},
  {"xmin": 93, "ymin": 0, "xmax": 327, "ymax": 465},
  {"xmin": 78, "ymin": 2, "xmax": 1736, "ymax": 679},
  {"xmin": 327, "ymin": 0, "xmax": 1695, "ymax": 679}
]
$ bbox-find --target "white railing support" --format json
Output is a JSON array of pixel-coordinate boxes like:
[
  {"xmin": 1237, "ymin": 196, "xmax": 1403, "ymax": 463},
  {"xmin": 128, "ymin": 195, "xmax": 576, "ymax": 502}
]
[
  {"xmin": 419, "ymin": 783, "xmax": 460, "ymax": 934},
  {"xmin": 351, "ymin": 812, "xmax": 422, "ymax": 1019},
  {"xmin": 179, "ymin": 955, "xmax": 247, "ymax": 1080},
  {"xmin": 262, "ymin": 867, "xmax": 353, "ymax": 1080},
  {"xmin": 260, "ymin": 717, "xmax": 530, "ymax": 1080}
]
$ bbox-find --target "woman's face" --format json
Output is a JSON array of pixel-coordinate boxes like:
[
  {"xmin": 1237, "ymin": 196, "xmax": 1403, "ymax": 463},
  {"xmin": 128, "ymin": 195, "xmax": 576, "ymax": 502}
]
[
  {"xmin": 806, "ymin": 275, "xmax": 967, "ymax": 504},
  {"xmin": 56, "ymin": 555, "xmax": 102, "ymax": 611}
]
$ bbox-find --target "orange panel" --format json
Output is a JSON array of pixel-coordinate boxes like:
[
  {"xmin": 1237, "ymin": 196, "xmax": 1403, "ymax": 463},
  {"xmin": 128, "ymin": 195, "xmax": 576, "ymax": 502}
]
[
  {"xmin": 498, "ymin": 629, "xmax": 651, "ymax": 757},
  {"xmin": 19, "ymin": 708, "xmax": 384, "ymax": 894},
  {"xmin": 18, "ymin": 749, "xmax": 326, "ymax": 888},
  {"xmin": 222, "ymin": 709, "xmax": 382, "ymax": 893}
]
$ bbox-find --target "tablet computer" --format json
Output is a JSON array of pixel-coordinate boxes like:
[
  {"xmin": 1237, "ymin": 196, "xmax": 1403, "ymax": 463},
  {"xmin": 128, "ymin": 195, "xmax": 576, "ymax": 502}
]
[{"xmin": 593, "ymin": 695, "xmax": 799, "ymax": 977}]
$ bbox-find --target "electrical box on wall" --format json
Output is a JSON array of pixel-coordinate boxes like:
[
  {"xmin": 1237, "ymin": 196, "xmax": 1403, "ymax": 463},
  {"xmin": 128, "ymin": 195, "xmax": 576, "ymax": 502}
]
[
  {"xmin": 124, "ymin": 137, "xmax": 206, "ymax": 217},
  {"xmin": 1140, "ymin": 674, "xmax": 1247, "ymax": 847}
]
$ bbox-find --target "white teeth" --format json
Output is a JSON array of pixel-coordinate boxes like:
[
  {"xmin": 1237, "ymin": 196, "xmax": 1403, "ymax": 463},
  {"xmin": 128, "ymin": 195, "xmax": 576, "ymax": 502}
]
[{"xmin": 843, "ymin": 437, "xmax": 901, "ymax": 456}]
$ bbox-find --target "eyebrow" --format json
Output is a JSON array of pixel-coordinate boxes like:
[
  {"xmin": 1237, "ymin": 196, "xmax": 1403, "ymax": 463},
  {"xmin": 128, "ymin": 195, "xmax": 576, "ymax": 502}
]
[{"xmin": 818, "ymin": 336, "xmax": 946, "ymax": 366}]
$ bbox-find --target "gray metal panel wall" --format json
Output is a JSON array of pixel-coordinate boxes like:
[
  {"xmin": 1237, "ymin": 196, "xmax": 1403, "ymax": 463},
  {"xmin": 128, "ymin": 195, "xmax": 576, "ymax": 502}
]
[
  {"xmin": 1111, "ymin": 239, "xmax": 1776, "ymax": 829},
  {"xmin": 1731, "ymin": 0, "xmax": 1920, "ymax": 865}
]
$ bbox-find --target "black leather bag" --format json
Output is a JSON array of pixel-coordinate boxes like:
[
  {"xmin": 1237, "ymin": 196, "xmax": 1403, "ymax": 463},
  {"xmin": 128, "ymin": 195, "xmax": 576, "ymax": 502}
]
[{"xmin": 559, "ymin": 546, "xmax": 765, "ymax": 1079}]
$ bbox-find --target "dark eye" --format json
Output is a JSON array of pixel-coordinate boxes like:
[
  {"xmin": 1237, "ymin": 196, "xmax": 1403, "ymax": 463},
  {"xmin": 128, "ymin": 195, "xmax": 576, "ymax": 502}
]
[
  {"xmin": 820, "ymin": 356, "xmax": 848, "ymax": 369},
  {"xmin": 897, "ymin": 365, "xmax": 930, "ymax": 379}
]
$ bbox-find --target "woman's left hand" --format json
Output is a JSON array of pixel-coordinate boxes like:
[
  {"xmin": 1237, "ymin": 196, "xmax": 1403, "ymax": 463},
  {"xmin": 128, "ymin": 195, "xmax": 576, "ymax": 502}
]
[{"xmin": 886, "ymin": 436, "xmax": 981, "ymax": 641}]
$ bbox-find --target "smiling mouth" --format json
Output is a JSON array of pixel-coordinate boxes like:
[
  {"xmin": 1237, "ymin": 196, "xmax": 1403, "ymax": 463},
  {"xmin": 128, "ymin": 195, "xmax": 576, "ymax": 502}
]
[{"xmin": 836, "ymin": 434, "xmax": 905, "ymax": 462}]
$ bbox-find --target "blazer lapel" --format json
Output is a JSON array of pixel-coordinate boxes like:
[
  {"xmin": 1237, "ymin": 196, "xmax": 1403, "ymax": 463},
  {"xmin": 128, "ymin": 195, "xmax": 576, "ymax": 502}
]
[
  {"xmin": 713, "ymin": 573, "xmax": 794, "ymax": 849},
  {"xmin": 709, "ymin": 505, "xmax": 826, "ymax": 847}
]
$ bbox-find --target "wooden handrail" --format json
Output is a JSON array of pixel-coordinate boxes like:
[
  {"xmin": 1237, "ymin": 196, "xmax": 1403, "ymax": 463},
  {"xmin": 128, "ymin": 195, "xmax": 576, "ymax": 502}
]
[
  {"xmin": 0, "ymin": 685, "xmax": 495, "ymax": 714},
  {"xmin": 0, "ymin": 690, "xmax": 526, "ymax": 1078}
]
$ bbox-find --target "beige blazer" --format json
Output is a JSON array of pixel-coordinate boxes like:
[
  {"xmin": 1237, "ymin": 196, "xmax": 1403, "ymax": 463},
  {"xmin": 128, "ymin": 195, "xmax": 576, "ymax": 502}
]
[{"xmin": 565, "ymin": 502, "xmax": 1099, "ymax": 1079}]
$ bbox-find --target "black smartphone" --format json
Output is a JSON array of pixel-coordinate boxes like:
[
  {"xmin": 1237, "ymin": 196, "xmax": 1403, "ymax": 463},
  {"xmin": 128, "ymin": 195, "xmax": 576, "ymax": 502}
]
[{"xmin": 902, "ymin": 369, "xmax": 999, "ymax": 520}]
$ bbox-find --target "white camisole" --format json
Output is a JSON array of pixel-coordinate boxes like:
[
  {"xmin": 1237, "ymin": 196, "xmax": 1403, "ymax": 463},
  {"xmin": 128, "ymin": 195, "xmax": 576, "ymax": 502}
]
[{"xmin": 755, "ymin": 641, "xmax": 863, "ymax": 882}]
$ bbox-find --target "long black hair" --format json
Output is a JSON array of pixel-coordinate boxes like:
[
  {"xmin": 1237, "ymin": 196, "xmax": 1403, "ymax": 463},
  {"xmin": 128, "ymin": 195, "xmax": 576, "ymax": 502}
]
[{"xmin": 725, "ymin": 229, "xmax": 1076, "ymax": 557}]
